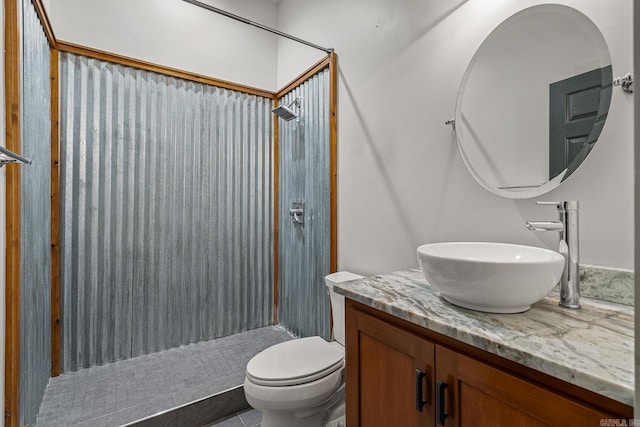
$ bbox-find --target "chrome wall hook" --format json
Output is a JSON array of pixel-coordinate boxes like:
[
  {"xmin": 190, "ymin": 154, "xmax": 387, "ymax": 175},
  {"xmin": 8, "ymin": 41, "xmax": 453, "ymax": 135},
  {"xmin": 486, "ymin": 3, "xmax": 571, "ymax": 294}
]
[{"xmin": 613, "ymin": 72, "xmax": 633, "ymax": 93}]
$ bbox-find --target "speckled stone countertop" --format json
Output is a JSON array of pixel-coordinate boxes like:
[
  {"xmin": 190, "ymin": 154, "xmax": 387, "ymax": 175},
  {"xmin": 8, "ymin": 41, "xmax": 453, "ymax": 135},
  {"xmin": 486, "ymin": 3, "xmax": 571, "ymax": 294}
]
[{"xmin": 334, "ymin": 268, "xmax": 634, "ymax": 406}]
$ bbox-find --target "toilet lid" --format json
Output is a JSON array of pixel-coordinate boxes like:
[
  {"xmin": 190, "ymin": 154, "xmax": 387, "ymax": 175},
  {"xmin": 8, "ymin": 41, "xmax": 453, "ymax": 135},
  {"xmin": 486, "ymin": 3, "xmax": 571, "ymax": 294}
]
[{"xmin": 246, "ymin": 336, "xmax": 344, "ymax": 386}]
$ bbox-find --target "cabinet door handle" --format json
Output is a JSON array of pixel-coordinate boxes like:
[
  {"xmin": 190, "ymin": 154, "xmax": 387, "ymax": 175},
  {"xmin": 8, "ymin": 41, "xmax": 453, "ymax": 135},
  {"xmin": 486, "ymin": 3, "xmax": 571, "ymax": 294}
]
[
  {"xmin": 415, "ymin": 369, "xmax": 427, "ymax": 412},
  {"xmin": 436, "ymin": 379, "xmax": 448, "ymax": 425}
]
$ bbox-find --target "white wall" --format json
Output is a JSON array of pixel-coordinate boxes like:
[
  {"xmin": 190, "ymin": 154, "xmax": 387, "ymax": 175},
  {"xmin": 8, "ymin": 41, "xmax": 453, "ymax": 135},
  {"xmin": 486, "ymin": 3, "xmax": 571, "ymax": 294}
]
[
  {"xmin": 634, "ymin": 0, "xmax": 639, "ymax": 414},
  {"xmin": 49, "ymin": 0, "xmax": 280, "ymax": 91},
  {"xmin": 275, "ymin": 35, "xmax": 326, "ymax": 89},
  {"xmin": 278, "ymin": 0, "xmax": 634, "ymax": 275}
]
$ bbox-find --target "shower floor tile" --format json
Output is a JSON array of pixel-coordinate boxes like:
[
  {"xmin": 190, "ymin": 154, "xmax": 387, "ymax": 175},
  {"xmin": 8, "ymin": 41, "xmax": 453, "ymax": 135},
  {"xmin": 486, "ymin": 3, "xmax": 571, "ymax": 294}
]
[{"xmin": 35, "ymin": 326, "xmax": 294, "ymax": 427}]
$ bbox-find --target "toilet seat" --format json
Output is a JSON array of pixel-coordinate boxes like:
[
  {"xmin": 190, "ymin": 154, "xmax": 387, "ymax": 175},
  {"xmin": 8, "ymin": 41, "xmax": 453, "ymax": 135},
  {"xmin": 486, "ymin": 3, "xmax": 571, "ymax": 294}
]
[
  {"xmin": 244, "ymin": 366, "xmax": 344, "ymax": 414},
  {"xmin": 246, "ymin": 336, "xmax": 344, "ymax": 387}
]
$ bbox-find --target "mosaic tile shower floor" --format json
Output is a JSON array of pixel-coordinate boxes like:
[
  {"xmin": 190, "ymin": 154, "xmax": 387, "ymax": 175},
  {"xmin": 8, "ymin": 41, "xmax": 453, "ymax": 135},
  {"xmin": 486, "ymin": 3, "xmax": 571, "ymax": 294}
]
[{"xmin": 35, "ymin": 326, "xmax": 292, "ymax": 427}]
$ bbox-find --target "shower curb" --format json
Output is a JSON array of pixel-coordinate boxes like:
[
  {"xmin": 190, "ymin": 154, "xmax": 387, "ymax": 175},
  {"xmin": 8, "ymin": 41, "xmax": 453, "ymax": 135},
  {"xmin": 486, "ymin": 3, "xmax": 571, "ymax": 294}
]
[{"xmin": 121, "ymin": 385, "xmax": 250, "ymax": 427}]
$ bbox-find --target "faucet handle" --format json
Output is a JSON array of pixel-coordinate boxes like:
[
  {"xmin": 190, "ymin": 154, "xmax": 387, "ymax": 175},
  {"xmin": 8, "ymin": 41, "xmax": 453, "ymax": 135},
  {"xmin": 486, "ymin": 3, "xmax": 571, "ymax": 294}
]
[{"xmin": 536, "ymin": 201, "xmax": 579, "ymax": 211}]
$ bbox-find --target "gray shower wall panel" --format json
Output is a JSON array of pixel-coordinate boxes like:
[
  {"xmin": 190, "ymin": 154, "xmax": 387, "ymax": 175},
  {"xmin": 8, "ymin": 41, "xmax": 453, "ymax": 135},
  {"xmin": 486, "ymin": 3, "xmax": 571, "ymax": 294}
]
[
  {"xmin": 20, "ymin": 0, "xmax": 52, "ymax": 425},
  {"xmin": 60, "ymin": 52, "xmax": 274, "ymax": 371},
  {"xmin": 278, "ymin": 67, "xmax": 331, "ymax": 340}
]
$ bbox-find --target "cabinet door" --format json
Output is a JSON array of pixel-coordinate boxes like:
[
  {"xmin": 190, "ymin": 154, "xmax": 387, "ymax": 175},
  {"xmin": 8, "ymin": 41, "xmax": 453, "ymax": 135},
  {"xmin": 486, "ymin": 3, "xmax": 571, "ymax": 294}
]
[
  {"xmin": 346, "ymin": 305, "xmax": 435, "ymax": 427},
  {"xmin": 435, "ymin": 345, "xmax": 616, "ymax": 427}
]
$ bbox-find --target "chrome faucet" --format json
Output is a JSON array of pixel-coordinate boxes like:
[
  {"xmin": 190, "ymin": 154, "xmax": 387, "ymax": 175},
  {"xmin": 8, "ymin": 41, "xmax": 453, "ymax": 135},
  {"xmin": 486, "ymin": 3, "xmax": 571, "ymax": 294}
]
[{"xmin": 526, "ymin": 201, "xmax": 580, "ymax": 309}]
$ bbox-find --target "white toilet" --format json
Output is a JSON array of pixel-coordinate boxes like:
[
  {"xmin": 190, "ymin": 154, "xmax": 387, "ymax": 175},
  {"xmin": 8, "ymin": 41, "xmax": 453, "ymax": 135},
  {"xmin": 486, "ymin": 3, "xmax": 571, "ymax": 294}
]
[{"xmin": 244, "ymin": 271, "xmax": 363, "ymax": 427}]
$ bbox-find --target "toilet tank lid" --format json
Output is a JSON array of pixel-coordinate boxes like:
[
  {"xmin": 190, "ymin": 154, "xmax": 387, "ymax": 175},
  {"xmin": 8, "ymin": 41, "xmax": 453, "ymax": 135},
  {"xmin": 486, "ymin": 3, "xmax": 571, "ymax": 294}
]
[
  {"xmin": 246, "ymin": 336, "xmax": 343, "ymax": 384},
  {"xmin": 325, "ymin": 271, "xmax": 363, "ymax": 284}
]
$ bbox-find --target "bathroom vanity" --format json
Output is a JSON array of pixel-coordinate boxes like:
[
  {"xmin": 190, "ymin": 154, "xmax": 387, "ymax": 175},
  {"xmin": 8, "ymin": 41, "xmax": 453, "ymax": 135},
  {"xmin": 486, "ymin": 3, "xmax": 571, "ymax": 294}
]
[{"xmin": 336, "ymin": 269, "xmax": 633, "ymax": 426}]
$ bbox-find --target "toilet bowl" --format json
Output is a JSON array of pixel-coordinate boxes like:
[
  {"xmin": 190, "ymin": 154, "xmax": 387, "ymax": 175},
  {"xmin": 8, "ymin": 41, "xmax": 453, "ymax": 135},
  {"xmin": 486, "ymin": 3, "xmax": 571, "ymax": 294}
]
[{"xmin": 244, "ymin": 271, "xmax": 363, "ymax": 427}]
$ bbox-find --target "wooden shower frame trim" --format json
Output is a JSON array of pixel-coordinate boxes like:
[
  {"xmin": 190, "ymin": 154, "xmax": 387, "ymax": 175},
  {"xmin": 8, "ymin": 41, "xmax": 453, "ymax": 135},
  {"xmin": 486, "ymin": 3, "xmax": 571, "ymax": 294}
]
[
  {"xmin": 31, "ymin": 0, "xmax": 55, "ymax": 47},
  {"xmin": 55, "ymin": 41, "xmax": 278, "ymax": 100},
  {"xmin": 5, "ymin": 0, "xmax": 22, "ymax": 425},
  {"xmin": 273, "ymin": 105, "xmax": 280, "ymax": 323},
  {"xmin": 275, "ymin": 55, "xmax": 332, "ymax": 98},
  {"xmin": 328, "ymin": 53, "xmax": 338, "ymax": 274},
  {"xmin": 49, "ymin": 48, "xmax": 61, "ymax": 378},
  {"xmin": 9, "ymin": 0, "xmax": 339, "ymax": 394}
]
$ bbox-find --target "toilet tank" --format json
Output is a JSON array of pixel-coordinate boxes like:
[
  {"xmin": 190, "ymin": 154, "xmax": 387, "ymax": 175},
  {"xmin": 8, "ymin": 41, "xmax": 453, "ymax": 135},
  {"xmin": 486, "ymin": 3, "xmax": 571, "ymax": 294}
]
[{"xmin": 325, "ymin": 271, "xmax": 364, "ymax": 346}]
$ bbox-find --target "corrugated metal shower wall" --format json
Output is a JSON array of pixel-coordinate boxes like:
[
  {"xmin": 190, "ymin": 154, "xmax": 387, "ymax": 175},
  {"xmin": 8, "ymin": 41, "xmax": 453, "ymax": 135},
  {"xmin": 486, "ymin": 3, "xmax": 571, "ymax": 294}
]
[
  {"xmin": 20, "ymin": 0, "xmax": 52, "ymax": 425},
  {"xmin": 278, "ymin": 67, "xmax": 331, "ymax": 340},
  {"xmin": 60, "ymin": 52, "xmax": 274, "ymax": 371}
]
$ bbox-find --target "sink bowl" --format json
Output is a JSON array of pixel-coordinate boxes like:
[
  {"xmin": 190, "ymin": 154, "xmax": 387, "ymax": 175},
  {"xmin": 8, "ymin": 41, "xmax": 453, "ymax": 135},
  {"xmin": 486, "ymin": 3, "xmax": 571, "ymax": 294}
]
[{"xmin": 417, "ymin": 242, "xmax": 565, "ymax": 313}]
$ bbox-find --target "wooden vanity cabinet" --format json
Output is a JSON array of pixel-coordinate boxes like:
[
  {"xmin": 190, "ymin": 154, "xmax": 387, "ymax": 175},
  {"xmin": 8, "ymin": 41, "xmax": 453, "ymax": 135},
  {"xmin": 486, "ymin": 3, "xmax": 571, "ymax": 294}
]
[
  {"xmin": 436, "ymin": 345, "xmax": 617, "ymax": 426},
  {"xmin": 345, "ymin": 301, "xmax": 436, "ymax": 426},
  {"xmin": 345, "ymin": 300, "xmax": 633, "ymax": 427}
]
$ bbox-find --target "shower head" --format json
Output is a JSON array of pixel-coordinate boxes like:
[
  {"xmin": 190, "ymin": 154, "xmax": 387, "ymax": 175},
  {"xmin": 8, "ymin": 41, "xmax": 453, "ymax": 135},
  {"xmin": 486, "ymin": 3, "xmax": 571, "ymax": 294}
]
[
  {"xmin": 272, "ymin": 98, "xmax": 300, "ymax": 121},
  {"xmin": 272, "ymin": 104, "xmax": 298, "ymax": 121}
]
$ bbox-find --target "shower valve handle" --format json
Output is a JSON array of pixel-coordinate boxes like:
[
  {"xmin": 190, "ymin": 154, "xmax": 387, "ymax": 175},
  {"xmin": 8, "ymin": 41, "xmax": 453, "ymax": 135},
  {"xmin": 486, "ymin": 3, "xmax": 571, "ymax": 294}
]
[{"xmin": 289, "ymin": 208, "xmax": 304, "ymax": 224}]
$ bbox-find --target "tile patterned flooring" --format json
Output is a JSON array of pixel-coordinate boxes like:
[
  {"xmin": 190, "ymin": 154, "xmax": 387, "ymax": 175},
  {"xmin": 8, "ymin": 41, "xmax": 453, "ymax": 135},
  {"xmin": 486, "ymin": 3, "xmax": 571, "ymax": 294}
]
[
  {"xmin": 206, "ymin": 409, "xmax": 262, "ymax": 427},
  {"xmin": 35, "ymin": 326, "xmax": 293, "ymax": 427}
]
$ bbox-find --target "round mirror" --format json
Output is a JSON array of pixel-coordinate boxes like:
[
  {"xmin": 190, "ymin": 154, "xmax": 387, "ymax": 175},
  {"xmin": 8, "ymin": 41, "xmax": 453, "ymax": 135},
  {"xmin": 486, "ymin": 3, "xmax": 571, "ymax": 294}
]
[{"xmin": 455, "ymin": 4, "xmax": 612, "ymax": 198}]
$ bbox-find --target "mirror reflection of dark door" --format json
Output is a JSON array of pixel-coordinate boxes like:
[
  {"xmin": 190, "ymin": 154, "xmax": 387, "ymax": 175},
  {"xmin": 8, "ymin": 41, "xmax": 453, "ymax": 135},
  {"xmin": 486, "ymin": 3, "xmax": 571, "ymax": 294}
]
[{"xmin": 549, "ymin": 65, "xmax": 612, "ymax": 181}]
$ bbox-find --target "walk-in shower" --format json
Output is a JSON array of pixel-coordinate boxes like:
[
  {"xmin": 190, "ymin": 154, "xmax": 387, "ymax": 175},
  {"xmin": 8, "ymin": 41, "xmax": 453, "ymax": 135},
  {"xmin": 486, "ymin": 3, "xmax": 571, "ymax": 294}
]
[{"xmin": 12, "ymin": 0, "xmax": 337, "ymax": 425}]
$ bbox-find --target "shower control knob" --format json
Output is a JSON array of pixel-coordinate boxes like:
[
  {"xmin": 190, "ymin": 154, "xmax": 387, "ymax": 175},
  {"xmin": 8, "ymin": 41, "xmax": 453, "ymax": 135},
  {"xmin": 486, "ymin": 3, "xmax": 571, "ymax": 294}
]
[{"xmin": 289, "ymin": 206, "xmax": 304, "ymax": 225}]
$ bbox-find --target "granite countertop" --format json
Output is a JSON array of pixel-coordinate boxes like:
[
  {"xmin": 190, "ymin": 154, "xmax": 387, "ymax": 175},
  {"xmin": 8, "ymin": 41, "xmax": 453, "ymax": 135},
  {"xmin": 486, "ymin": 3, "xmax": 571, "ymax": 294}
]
[{"xmin": 334, "ymin": 268, "xmax": 634, "ymax": 406}]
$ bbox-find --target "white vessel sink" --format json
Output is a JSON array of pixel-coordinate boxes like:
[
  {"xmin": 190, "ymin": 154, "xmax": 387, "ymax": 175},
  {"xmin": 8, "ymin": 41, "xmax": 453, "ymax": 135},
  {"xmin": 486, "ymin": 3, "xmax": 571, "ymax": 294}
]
[{"xmin": 417, "ymin": 242, "xmax": 565, "ymax": 313}]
